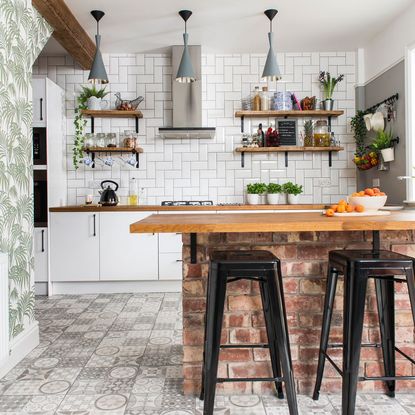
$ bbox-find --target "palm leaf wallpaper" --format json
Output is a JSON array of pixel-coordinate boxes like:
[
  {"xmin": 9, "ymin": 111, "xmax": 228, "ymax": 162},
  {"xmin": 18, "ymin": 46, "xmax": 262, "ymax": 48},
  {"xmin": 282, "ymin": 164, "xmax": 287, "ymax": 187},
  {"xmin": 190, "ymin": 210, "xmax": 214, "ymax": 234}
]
[{"xmin": 0, "ymin": 0, "xmax": 51, "ymax": 338}]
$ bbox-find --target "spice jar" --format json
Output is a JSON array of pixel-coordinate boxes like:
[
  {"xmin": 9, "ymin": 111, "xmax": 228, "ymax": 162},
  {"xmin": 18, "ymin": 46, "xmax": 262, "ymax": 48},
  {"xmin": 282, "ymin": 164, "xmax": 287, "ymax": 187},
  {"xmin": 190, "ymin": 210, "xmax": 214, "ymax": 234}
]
[
  {"xmin": 313, "ymin": 120, "xmax": 330, "ymax": 147},
  {"xmin": 123, "ymin": 130, "xmax": 137, "ymax": 149},
  {"xmin": 84, "ymin": 133, "xmax": 95, "ymax": 148},
  {"xmin": 96, "ymin": 133, "xmax": 106, "ymax": 148},
  {"xmin": 260, "ymin": 86, "xmax": 269, "ymax": 111}
]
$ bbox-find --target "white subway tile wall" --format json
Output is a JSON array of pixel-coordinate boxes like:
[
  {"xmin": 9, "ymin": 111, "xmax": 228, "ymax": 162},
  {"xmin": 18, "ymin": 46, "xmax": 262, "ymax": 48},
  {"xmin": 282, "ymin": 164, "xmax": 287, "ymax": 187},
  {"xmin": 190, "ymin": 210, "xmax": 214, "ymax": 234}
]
[{"xmin": 33, "ymin": 52, "xmax": 356, "ymax": 205}]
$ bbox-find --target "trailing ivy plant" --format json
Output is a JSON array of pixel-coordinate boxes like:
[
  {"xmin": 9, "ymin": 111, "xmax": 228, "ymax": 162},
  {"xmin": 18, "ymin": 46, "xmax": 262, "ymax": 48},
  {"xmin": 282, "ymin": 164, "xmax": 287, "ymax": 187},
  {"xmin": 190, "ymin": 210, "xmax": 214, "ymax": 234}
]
[
  {"xmin": 350, "ymin": 110, "xmax": 366, "ymax": 157},
  {"xmin": 73, "ymin": 86, "xmax": 109, "ymax": 169}
]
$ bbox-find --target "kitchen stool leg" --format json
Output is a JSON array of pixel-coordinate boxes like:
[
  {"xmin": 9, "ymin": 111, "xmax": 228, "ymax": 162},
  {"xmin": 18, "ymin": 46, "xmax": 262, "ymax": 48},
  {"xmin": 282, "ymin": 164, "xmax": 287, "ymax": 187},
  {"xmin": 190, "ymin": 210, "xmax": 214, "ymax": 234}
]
[
  {"xmin": 313, "ymin": 267, "xmax": 339, "ymax": 400},
  {"xmin": 375, "ymin": 277, "xmax": 396, "ymax": 397},
  {"xmin": 405, "ymin": 266, "xmax": 415, "ymax": 326},
  {"xmin": 200, "ymin": 265, "xmax": 213, "ymax": 401},
  {"xmin": 342, "ymin": 267, "xmax": 368, "ymax": 415},
  {"xmin": 268, "ymin": 265, "xmax": 299, "ymax": 415},
  {"xmin": 203, "ymin": 265, "xmax": 227, "ymax": 415},
  {"xmin": 260, "ymin": 279, "xmax": 284, "ymax": 399}
]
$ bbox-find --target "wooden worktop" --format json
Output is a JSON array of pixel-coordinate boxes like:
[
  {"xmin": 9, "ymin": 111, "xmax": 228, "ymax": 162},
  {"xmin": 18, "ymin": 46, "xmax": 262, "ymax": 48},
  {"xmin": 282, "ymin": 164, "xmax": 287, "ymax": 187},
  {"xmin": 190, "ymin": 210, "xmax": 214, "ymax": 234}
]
[
  {"xmin": 129, "ymin": 211, "xmax": 415, "ymax": 234},
  {"xmin": 49, "ymin": 204, "xmax": 324, "ymax": 212}
]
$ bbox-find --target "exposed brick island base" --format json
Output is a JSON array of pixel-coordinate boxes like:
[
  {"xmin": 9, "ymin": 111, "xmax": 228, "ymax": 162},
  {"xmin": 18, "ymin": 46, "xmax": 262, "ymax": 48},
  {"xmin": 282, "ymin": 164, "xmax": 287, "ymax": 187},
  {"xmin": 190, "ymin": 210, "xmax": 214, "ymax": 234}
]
[{"xmin": 182, "ymin": 231, "xmax": 415, "ymax": 396}]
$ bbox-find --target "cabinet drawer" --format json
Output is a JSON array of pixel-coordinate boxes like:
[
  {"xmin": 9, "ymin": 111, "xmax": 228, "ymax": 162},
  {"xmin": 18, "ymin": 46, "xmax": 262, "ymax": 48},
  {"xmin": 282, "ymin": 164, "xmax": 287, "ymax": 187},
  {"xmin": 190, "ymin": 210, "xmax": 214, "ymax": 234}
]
[
  {"xmin": 159, "ymin": 253, "xmax": 182, "ymax": 280},
  {"xmin": 159, "ymin": 233, "xmax": 182, "ymax": 253}
]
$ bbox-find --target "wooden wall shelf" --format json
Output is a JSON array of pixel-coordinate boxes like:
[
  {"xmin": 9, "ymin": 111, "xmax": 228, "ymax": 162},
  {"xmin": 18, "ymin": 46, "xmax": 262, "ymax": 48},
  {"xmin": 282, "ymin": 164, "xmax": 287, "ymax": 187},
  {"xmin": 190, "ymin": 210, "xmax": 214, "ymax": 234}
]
[
  {"xmin": 81, "ymin": 109, "xmax": 143, "ymax": 133},
  {"xmin": 235, "ymin": 110, "xmax": 344, "ymax": 118},
  {"xmin": 235, "ymin": 146, "xmax": 344, "ymax": 168}
]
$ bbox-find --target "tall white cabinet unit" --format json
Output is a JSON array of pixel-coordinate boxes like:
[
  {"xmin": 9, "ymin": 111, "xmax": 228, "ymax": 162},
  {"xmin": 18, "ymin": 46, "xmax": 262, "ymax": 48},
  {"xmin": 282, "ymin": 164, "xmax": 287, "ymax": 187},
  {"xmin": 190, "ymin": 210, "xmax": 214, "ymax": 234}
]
[{"xmin": 32, "ymin": 76, "xmax": 67, "ymax": 295}]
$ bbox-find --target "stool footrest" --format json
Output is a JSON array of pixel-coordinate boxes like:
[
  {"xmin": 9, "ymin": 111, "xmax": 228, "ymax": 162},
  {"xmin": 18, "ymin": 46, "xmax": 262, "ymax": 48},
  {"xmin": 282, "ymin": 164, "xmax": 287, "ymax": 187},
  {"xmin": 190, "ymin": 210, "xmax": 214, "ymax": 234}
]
[
  {"xmin": 220, "ymin": 344, "xmax": 269, "ymax": 349},
  {"xmin": 217, "ymin": 376, "xmax": 284, "ymax": 383},
  {"xmin": 359, "ymin": 375, "xmax": 415, "ymax": 382},
  {"xmin": 328, "ymin": 342, "xmax": 381, "ymax": 349}
]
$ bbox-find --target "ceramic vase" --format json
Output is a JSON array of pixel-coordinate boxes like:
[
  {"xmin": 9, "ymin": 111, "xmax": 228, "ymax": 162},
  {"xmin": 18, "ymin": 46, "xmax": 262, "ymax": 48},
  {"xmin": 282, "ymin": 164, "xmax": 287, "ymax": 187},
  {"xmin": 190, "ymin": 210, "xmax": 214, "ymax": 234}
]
[
  {"xmin": 267, "ymin": 193, "xmax": 280, "ymax": 205},
  {"xmin": 287, "ymin": 194, "xmax": 300, "ymax": 204},
  {"xmin": 247, "ymin": 194, "xmax": 260, "ymax": 205}
]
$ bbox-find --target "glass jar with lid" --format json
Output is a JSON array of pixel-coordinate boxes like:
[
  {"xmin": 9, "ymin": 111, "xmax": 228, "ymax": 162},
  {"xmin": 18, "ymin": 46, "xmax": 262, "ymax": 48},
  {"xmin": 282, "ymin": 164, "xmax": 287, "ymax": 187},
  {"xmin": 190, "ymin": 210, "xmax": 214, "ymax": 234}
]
[
  {"xmin": 96, "ymin": 133, "xmax": 106, "ymax": 148},
  {"xmin": 123, "ymin": 130, "xmax": 138, "ymax": 149},
  {"xmin": 313, "ymin": 120, "xmax": 330, "ymax": 147},
  {"xmin": 106, "ymin": 133, "xmax": 117, "ymax": 148},
  {"xmin": 84, "ymin": 133, "xmax": 95, "ymax": 148}
]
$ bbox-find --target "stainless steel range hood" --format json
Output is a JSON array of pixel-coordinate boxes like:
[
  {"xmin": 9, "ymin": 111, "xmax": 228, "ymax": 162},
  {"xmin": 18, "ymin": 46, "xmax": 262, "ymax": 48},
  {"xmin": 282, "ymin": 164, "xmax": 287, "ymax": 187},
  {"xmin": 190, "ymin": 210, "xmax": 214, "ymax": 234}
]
[{"xmin": 158, "ymin": 45, "xmax": 216, "ymax": 139}]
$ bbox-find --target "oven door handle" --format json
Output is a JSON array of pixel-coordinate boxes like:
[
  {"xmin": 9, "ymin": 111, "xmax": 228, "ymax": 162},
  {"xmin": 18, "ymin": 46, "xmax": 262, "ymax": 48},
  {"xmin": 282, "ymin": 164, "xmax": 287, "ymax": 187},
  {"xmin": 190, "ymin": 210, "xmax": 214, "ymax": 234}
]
[
  {"xmin": 41, "ymin": 229, "xmax": 45, "ymax": 252},
  {"xmin": 93, "ymin": 214, "xmax": 96, "ymax": 237}
]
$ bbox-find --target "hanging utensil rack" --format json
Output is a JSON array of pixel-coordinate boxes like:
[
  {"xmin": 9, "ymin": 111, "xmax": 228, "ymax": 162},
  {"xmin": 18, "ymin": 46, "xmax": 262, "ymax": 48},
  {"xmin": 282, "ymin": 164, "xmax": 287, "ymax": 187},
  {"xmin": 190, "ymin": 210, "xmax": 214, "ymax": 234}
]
[{"xmin": 364, "ymin": 93, "xmax": 399, "ymax": 114}]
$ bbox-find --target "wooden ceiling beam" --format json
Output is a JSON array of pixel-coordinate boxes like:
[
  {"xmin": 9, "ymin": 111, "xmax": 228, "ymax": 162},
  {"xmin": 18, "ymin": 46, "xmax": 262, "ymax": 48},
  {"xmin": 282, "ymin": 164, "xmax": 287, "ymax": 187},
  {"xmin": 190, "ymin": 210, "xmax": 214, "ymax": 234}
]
[{"xmin": 32, "ymin": 0, "xmax": 95, "ymax": 69}]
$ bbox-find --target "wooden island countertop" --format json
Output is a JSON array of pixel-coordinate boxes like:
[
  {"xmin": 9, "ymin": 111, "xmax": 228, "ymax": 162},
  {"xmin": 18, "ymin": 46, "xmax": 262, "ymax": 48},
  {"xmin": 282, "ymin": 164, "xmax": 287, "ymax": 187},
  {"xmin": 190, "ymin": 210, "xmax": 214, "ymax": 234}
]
[{"xmin": 130, "ymin": 210, "xmax": 415, "ymax": 234}]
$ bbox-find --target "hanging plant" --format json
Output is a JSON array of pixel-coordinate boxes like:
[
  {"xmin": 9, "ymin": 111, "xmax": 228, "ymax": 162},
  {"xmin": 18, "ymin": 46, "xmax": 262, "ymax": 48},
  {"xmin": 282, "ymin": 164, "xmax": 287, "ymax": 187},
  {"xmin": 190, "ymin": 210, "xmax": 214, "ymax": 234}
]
[
  {"xmin": 351, "ymin": 110, "xmax": 378, "ymax": 170},
  {"xmin": 72, "ymin": 86, "xmax": 109, "ymax": 169}
]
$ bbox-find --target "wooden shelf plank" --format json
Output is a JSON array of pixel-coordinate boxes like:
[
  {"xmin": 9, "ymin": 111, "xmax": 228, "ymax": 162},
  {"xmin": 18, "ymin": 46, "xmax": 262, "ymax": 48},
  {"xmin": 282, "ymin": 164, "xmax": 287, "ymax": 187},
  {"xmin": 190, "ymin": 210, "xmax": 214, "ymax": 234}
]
[
  {"xmin": 235, "ymin": 110, "xmax": 344, "ymax": 118},
  {"xmin": 81, "ymin": 110, "xmax": 143, "ymax": 118},
  {"xmin": 83, "ymin": 147, "xmax": 143, "ymax": 153},
  {"xmin": 235, "ymin": 146, "xmax": 344, "ymax": 153}
]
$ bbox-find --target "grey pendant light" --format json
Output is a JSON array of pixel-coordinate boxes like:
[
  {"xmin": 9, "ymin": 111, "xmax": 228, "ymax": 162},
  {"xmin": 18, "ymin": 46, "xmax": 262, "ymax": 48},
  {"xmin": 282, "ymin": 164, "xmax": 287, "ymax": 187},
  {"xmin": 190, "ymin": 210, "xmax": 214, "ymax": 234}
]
[
  {"xmin": 176, "ymin": 10, "xmax": 196, "ymax": 83},
  {"xmin": 88, "ymin": 10, "xmax": 109, "ymax": 84},
  {"xmin": 262, "ymin": 9, "xmax": 281, "ymax": 81}
]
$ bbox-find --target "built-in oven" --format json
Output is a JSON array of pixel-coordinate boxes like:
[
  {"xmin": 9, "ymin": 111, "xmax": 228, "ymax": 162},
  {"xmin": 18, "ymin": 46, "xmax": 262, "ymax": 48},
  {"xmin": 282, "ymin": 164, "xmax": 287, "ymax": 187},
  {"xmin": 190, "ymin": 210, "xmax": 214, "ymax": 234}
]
[
  {"xmin": 34, "ymin": 170, "xmax": 47, "ymax": 227},
  {"xmin": 33, "ymin": 127, "xmax": 47, "ymax": 165}
]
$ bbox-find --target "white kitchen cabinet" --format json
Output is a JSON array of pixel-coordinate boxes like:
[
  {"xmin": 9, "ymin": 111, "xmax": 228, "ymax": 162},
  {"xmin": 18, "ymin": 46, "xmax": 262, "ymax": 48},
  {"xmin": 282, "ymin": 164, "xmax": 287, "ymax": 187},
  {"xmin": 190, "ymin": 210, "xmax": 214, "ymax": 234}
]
[
  {"xmin": 34, "ymin": 228, "xmax": 48, "ymax": 282},
  {"xmin": 99, "ymin": 212, "xmax": 158, "ymax": 281},
  {"xmin": 49, "ymin": 212, "xmax": 100, "ymax": 281},
  {"xmin": 159, "ymin": 253, "xmax": 183, "ymax": 280},
  {"xmin": 32, "ymin": 77, "xmax": 46, "ymax": 127},
  {"xmin": 159, "ymin": 232, "xmax": 182, "ymax": 253}
]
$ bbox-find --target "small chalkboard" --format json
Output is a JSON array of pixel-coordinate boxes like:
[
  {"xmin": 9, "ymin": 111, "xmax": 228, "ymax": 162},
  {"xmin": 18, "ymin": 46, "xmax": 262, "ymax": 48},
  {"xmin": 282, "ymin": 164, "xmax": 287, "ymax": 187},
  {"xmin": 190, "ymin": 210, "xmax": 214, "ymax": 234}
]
[{"xmin": 277, "ymin": 119, "xmax": 297, "ymax": 145}]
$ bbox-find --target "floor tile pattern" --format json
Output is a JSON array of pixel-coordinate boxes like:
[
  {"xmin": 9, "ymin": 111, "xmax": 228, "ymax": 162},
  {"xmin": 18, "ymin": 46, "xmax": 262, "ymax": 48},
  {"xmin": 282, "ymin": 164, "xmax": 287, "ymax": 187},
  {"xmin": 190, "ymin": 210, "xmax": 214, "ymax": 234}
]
[{"xmin": 0, "ymin": 293, "xmax": 414, "ymax": 414}]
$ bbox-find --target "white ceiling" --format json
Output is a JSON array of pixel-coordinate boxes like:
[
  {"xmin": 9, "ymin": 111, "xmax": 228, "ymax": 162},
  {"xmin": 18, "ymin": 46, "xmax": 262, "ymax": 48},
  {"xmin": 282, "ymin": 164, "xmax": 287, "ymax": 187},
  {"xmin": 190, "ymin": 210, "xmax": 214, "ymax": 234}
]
[{"xmin": 46, "ymin": 0, "xmax": 413, "ymax": 54}]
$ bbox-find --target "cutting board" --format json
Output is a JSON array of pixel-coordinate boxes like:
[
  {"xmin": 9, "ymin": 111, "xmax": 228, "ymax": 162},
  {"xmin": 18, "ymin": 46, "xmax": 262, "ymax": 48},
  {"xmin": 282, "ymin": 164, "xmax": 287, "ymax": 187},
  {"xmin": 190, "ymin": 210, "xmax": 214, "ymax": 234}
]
[{"xmin": 323, "ymin": 210, "xmax": 391, "ymax": 217}]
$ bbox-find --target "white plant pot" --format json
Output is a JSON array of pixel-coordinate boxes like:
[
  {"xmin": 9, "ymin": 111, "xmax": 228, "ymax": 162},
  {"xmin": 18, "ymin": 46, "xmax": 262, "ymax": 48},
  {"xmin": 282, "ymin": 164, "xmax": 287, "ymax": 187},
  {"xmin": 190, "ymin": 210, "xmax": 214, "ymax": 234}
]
[
  {"xmin": 287, "ymin": 194, "xmax": 300, "ymax": 204},
  {"xmin": 279, "ymin": 193, "xmax": 288, "ymax": 205},
  {"xmin": 246, "ymin": 194, "xmax": 260, "ymax": 205},
  {"xmin": 87, "ymin": 96, "xmax": 101, "ymax": 110},
  {"xmin": 267, "ymin": 193, "xmax": 280, "ymax": 205},
  {"xmin": 381, "ymin": 147, "xmax": 394, "ymax": 162},
  {"xmin": 260, "ymin": 194, "xmax": 267, "ymax": 204}
]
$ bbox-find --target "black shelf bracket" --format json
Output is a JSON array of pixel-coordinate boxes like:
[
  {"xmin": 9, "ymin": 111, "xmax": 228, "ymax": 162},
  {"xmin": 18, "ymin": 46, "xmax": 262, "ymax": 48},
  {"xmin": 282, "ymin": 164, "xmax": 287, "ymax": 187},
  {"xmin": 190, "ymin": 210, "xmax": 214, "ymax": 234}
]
[
  {"xmin": 136, "ymin": 152, "xmax": 140, "ymax": 168},
  {"xmin": 328, "ymin": 116, "xmax": 332, "ymax": 132},
  {"xmin": 135, "ymin": 116, "xmax": 139, "ymax": 133},
  {"xmin": 329, "ymin": 151, "xmax": 333, "ymax": 167},
  {"xmin": 241, "ymin": 152, "xmax": 245, "ymax": 168},
  {"xmin": 241, "ymin": 116, "xmax": 245, "ymax": 133},
  {"xmin": 284, "ymin": 151, "xmax": 288, "ymax": 167},
  {"xmin": 91, "ymin": 116, "xmax": 95, "ymax": 133}
]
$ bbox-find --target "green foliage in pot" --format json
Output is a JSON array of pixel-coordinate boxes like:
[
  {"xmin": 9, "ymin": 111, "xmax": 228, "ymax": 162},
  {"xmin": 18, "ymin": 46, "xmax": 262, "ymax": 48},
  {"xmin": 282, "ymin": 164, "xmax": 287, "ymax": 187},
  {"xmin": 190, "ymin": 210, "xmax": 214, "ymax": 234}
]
[
  {"xmin": 246, "ymin": 183, "xmax": 267, "ymax": 194},
  {"xmin": 351, "ymin": 110, "xmax": 367, "ymax": 158},
  {"xmin": 267, "ymin": 183, "xmax": 282, "ymax": 194},
  {"xmin": 370, "ymin": 130, "xmax": 393, "ymax": 151},
  {"xmin": 73, "ymin": 86, "xmax": 109, "ymax": 169},
  {"xmin": 319, "ymin": 71, "xmax": 344, "ymax": 100},
  {"xmin": 282, "ymin": 182, "xmax": 303, "ymax": 195}
]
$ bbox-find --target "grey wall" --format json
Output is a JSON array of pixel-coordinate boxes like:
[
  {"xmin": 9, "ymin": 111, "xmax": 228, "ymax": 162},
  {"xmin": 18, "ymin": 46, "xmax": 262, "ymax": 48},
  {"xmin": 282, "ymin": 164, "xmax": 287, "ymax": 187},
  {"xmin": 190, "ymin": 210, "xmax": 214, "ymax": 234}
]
[{"xmin": 357, "ymin": 60, "xmax": 406, "ymax": 205}]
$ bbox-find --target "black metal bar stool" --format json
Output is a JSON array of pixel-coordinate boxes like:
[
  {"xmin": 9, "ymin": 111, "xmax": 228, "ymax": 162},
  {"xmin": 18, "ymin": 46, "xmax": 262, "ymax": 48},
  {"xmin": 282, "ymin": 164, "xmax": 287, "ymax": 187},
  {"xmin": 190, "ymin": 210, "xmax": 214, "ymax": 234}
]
[
  {"xmin": 313, "ymin": 249, "xmax": 415, "ymax": 415},
  {"xmin": 200, "ymin": 250, "xmax": 298, "ymax": 415}
]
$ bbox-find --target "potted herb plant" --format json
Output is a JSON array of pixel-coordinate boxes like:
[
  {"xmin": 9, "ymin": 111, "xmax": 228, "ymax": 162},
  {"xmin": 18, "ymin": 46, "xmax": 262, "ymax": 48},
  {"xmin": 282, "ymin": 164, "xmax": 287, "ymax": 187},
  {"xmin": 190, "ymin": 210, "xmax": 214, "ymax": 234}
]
[
  {"xmin": 246, "ymin": 183, "xmax": 267, "ymax": 205},
  {"xmin": 282, "ymin": 182, "xmax": 303, "ymax": 204},
  {"xmin": 319, "ymin": 71, "xmax": 344, "ymax": 111},
  {"xmin": 371, "ymin": 130, "xmax": 394, "ymax": 162},
  {"xmin": 267, "ymin": 183, "xmax": 282, "ymax": 204},
  {"xmin": 73, "ymin": 86, "xmax": 109, "ymax": 169},
  {"xmin": 81, "ymin": 85, "xmax": 109, "ymax": 110}
]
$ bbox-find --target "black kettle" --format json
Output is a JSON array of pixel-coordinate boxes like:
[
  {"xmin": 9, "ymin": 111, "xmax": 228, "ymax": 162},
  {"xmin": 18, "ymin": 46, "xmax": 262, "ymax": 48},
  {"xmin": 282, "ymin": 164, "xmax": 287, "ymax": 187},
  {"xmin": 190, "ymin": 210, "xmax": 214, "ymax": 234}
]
[{"xmin": 99, "ymin": 180, "xmax": 119, "ymax": 206}]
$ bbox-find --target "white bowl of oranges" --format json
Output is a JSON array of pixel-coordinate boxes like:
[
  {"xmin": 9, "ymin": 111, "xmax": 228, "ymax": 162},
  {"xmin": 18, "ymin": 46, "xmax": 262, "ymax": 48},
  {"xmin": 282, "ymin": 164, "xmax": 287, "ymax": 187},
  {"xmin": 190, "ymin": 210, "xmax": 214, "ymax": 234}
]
[{"xmin": 349, "ymin": 188, "xmax": 387, "ymax": 211}]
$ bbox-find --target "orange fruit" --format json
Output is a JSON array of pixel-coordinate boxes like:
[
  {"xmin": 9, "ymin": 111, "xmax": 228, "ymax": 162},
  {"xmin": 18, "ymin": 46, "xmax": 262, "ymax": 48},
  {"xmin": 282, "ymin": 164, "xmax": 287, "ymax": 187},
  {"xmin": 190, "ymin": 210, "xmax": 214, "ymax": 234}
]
[
  {"xmin": 351, "ymin": 192, "xmax": 360, "ymax": 197},
  {"xmin": 346, "ymin": 205, "xmax": 354, "ymax": 213},
  {"xmin": 330, "ymin": 204, "xmax": 338, "ymax": 212},
  {"xmin": 325, "ymin": 209, "xmax": 335, "ymax": 217},
  {"xmin": 337, "ymin": 205, "xmax": 346, "ymax": 213},
  {"xmin": 378, "ymin": 192, "xmax": 386, "ymax": 196},
  {"xmin": 355, "ymin": 205, "xmax": 365, "ymax": 213},
  {"xmin": 358, "ymin": 191, "xmax": 365, "ymax": 196},
  {"xmin": 365, "ymin": 188, "xmax": 375, "ymax": 196},
  {"xmin": 373, "ymin": 188, "xmax": 380, "ymax": 193},
  {"xmin": 338, "ymin": 199, "xmax": 347, "ymax": 206}
]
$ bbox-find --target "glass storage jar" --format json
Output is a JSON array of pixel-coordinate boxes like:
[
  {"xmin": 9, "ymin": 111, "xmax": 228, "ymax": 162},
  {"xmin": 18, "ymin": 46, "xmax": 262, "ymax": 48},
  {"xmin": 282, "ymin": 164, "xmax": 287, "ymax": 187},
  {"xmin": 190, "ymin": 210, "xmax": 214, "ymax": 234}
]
[
  {"xmin": 106, "ymin": 133, "xmax": 117, "ymax": 148},
  {"xmin": 313, "ymin": 120, "xmax": 330, "ymax": 147},
  {"xmin": 96, "ymin": 133, "xmax": 106, "ymax": 148},
  {"xmin": 123, "ymin": 130, "xmax": 137, "ymax": 149},
  {"xmin": 84, "ymin": 133, "xmax": 95, "ymax": 148}
]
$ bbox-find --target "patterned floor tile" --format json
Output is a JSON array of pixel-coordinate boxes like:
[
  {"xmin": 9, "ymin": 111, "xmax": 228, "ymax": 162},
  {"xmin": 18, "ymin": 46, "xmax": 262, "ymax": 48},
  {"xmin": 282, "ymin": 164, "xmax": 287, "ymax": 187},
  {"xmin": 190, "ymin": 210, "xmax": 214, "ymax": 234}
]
[{"xmin": 1, "ymin": 293, "xmax": 415, "ymax": 415}]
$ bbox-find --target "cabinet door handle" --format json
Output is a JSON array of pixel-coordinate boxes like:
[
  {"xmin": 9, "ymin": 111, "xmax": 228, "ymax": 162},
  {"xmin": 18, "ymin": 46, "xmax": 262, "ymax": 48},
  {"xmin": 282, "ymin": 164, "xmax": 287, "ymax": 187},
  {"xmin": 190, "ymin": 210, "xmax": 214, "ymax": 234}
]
[
  {"xmin": 93, "ymin": 214, "xmax": 96, "ymax": 236},
  {"xmin": 176, "ymin": 259, "xmax": 183, "ymax": 262},
  {"xmin": 40, "ymin": 98, "xmax": 43, "ymax": 121},
  {"xmin": 41, "ymin": 230, "xmax": 45, "ymax": 252}
]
